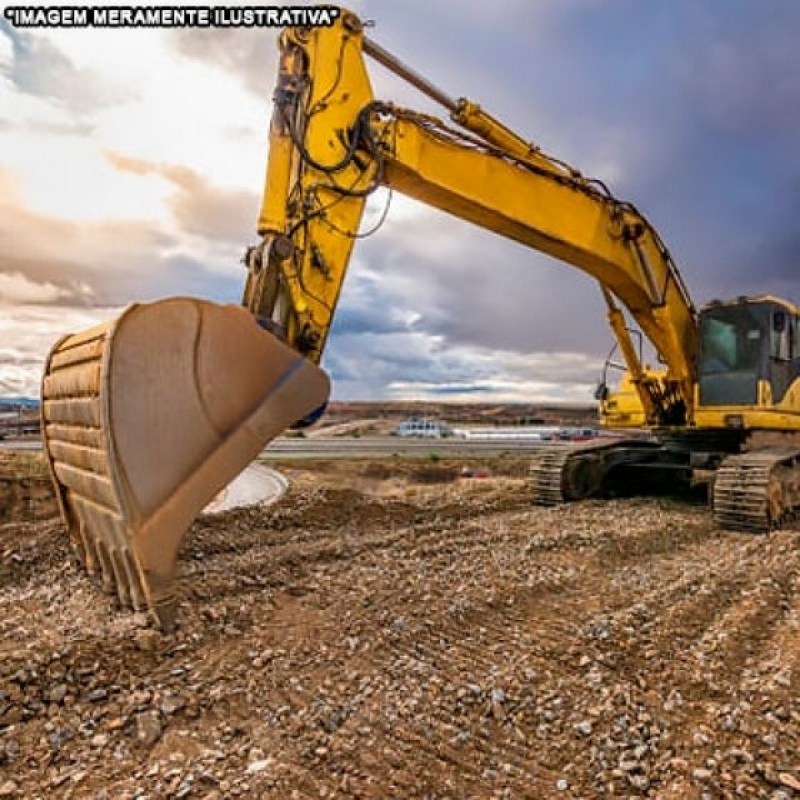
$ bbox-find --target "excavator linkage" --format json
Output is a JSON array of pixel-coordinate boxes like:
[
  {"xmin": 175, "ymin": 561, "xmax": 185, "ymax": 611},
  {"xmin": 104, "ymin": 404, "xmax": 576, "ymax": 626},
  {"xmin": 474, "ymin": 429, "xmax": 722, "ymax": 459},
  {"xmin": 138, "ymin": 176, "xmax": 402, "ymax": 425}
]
[{"xmin": 41, "ymin": 298, "xmax": 329, "ymax": 630}]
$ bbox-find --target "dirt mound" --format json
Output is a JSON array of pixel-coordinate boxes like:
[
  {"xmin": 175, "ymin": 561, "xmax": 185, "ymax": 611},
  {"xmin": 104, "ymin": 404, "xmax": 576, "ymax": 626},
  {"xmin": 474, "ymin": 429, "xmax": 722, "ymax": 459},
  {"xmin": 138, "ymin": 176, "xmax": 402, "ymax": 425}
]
[{"xmin": 0, "ymin": 453, "xmax": 57, "ymax": 524}]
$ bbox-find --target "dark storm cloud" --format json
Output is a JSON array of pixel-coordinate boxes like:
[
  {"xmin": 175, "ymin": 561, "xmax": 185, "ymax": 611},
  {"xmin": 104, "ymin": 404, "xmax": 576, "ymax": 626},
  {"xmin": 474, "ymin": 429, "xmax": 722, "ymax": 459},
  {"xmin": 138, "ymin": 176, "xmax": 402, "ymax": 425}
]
[
  {"xmin": 323, "ymin": 324, "xmax": 602, "ymax": 402},
  {"xmin": 0, "ymin": 20, "xmax": 134, "ymax": 113},
  {"xmin": 358, "ymin": 1, "xmax": 800, "ymax": 307},
  {"xmin": 352, "ymin": 211, "xmax": 611, "ymax": 357},
  {"xmin": 328, "ymin": 268, "xmax": 420, "ymax": 337},
  {"xmin": 515, "ymin": 1, "xmax": 800, "ymax": 303},
  {"xmin": 330, "ymin": 305, "xmax": 410, "ymax": 337}
]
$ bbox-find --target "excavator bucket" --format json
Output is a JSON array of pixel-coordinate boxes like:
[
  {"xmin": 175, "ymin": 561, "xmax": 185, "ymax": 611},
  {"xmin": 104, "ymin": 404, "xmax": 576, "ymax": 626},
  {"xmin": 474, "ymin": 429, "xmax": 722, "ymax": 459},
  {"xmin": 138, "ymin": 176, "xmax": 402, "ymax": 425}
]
[{"xmin": 41, "ymin": 298, "xmax": 329, "ymax": 630}]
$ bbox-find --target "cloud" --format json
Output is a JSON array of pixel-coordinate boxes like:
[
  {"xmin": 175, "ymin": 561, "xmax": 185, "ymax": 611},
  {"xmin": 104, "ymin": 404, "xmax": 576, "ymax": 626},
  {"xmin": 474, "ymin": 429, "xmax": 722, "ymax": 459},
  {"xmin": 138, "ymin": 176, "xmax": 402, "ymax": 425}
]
[
  {"xmin": 0, "ymin": 271, "xmax": 92, "ymax": 304},
  {"xmin": 170, "ymin": 26, "xmax": 275, "ymax": 99},
  {"xmin": 350, "ymin": 209, "xmax": 611, "ymax": 357},
  {"xmin": 106, "ymin": 152, "xmax": 259, "ymax": 244},
  {"xmin": 0, "ymin": 164, "xmax": 242, "ymax": 308},
  {"xmin": 324, "ymin": 321, "xmax": 602, "ymax": 403},
  {"xmin": 0, "ymin": 303, "xmax": 122, "ymax": 397},
  {"xmin": 0, "ymin": 19, "xmax": 134, "ymax": 114},
  {"xmin": 22, "ymin": 118, "xmax": 94, "ymax": 136}
]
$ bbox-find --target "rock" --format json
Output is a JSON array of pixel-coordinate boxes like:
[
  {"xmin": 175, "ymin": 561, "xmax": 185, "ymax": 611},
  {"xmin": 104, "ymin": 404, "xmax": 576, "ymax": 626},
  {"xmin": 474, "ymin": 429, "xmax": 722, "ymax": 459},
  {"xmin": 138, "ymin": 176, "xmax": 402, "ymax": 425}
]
[
  {"xmin": 0, "ymin": 781, "xmax": 18, "ymax": 797},
  {"xmin": 134, "ymin": 630, "xmax": 161, "ymax": 653},
  {"xmin": 778, "ymin": 774, "xmax": 800, "ymax": 791},
  {"xmin": 88, "ymin": 688, "xmax": 108, "ymax": 703},
  {"xmin": 628, "ymin": 775, "xmax": 650, "ymax": 790},
  {"xmin": 692, "ymin": 768, "xmax": 713, "ymax": 781},
  {"xmin": 0, "ymin": 707, "xmax": 22, "ymax": 726},
  {"xmin": 574, "ymin": 721, "xmax": 593, "ymax": 736},
  {"xmin": 159, "ymin": 694, "xmax": 185, "ymax": 716},
  {"xmin": 135, "ymin": 711, "xmax": 162, "ymax": 746},
  {"xmin": 48, "ymin": 684, "xmax": 68, "ymax": 704},
  {"xmin": 127, "ymin": 690, "xmax": 152, "ymax": 708},
  {"xmin": 555, "ymin": 778, "xmax": 569, "ymax": 791},
  {"xmin": 246, "ymin": 759, "xmax": 273, "ymax": 774}
]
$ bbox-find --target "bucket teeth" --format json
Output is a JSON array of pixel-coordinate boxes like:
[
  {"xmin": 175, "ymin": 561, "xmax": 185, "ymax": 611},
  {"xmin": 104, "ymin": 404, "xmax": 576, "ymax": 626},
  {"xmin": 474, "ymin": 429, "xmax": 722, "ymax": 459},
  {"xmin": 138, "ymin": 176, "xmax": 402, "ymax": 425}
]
[{"xmin": 42, "ymin": 298, "xmax": 330, "ymax": 629}]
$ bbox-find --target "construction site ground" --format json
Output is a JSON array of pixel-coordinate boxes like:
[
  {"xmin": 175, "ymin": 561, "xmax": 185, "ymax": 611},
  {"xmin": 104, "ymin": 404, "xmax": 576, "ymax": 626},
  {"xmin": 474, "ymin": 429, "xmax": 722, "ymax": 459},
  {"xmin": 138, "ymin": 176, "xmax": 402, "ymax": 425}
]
[{"xmin": 1, "ymin": 453, "xmax": 799, "ymax": 799}]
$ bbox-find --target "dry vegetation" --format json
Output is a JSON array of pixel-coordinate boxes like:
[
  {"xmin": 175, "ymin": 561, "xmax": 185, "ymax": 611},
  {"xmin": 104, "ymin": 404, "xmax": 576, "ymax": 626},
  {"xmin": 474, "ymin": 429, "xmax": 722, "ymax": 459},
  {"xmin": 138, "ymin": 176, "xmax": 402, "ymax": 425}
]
[{"xmin": 1, "ymin": 454, "xmax": 799, "ymax": 798}]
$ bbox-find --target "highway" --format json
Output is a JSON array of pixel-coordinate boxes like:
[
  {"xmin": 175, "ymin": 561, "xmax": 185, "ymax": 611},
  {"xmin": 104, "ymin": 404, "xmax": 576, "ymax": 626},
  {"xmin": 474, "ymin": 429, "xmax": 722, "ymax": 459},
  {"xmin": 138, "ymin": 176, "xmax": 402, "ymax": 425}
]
[{"xmin": 261, "ymin": 435, "xmax": 558, "ymax": 460}]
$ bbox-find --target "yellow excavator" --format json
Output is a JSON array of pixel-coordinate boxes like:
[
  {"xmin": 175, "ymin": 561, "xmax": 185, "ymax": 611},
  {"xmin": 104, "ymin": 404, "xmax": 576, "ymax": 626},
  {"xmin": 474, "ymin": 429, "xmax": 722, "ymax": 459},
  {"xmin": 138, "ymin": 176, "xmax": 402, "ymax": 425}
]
[{"xmin": 41, "ymin": 9, "xmax": 800, "ymax": 628}]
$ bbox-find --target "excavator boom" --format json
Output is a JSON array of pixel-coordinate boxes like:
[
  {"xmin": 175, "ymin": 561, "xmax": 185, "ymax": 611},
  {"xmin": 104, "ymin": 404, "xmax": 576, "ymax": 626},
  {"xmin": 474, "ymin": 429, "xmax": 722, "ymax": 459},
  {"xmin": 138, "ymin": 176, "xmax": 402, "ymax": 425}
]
[{"xmin": 245, "ymin": 11, "xmax": 697, "ymax": 428}]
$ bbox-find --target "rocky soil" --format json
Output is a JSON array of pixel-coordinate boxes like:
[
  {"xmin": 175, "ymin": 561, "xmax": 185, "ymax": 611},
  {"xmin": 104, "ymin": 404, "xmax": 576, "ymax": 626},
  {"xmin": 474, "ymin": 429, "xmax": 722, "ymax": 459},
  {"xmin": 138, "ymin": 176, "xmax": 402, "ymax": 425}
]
[{"xmin": 1, "ymin": 458, "xmax": 799, "ymax": 798}]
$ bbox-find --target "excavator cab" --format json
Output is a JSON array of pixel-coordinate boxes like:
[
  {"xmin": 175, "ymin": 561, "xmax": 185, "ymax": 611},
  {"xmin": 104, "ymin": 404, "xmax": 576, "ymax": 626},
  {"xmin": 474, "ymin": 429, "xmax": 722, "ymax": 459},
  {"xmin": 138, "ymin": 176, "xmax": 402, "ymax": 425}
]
[
  {"xmin": 41, "ymin": 298, "xmax": 329, "ymax": 629},
  {"xmin": 697, "ymin": 298, "xmax": 800, "ymax": 409}
]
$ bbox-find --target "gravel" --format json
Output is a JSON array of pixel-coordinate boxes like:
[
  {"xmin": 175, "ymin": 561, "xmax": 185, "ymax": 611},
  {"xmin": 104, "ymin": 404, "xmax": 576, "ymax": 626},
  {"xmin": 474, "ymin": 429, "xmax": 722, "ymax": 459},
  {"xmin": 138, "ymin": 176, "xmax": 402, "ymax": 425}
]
[{"xmin": 1, "ymin": 465, "xmax": 799, "ymax": 798}]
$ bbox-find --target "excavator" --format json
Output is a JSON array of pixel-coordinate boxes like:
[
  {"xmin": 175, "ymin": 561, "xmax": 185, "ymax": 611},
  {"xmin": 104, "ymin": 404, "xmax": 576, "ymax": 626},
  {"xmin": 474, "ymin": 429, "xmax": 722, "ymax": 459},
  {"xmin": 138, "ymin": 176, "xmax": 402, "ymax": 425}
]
[{"xmin": 40, "ymin": 9, "xmax": 800, "ymax": 629}]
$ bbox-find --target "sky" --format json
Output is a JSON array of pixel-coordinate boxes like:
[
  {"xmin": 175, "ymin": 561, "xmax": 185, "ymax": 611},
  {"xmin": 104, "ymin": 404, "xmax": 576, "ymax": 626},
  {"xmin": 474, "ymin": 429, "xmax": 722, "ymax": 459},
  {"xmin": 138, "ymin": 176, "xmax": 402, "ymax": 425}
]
[{"xmin": 1, "ymin": 1, "xmax": 799, "ymax": 403}]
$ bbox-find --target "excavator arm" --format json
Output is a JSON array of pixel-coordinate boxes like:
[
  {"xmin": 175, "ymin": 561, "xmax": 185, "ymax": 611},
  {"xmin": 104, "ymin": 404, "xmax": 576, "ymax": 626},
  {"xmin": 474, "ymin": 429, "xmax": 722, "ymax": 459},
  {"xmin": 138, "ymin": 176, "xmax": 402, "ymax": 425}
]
[{"xmin": 244, "ymin": 11, "xmax": 698, "ymax": 428}]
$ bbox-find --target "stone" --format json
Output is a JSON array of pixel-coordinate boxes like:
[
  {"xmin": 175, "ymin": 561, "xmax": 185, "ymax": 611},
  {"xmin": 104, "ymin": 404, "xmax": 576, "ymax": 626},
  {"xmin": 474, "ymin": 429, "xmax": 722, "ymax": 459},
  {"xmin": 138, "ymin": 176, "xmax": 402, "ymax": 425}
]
[
  {"xmin": 778, "ymin": 774, "xmax": 800, "ymax": 792},
  {"xmin": 135, "ymin": 711, "xmax": 162, "ymax": 747},
  {"xmin": 246, "ymin": 759, "xmax": 272, "ymax": 774},
  {"xmin": 48, "ymin": 684, "xmax": 68, "ymax": 704},
  {"xmin": 159, "ymin": 694, "xmax": 185, "ymax": 716},
  {"xmin": 134, "ymin": 630, "xmax": 161, "ymax": 653}
]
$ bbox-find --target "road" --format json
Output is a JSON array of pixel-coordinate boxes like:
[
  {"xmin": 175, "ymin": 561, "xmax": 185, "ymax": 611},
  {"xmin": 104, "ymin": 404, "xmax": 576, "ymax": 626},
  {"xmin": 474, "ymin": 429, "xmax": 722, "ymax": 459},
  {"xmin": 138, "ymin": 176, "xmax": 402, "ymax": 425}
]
[
  {"xmin": 1, "ymin": 434, "xmax": 563, "ymax": 459},
  {"xmin": 262, "ymin": 435, "xmax": 559, "ymax": 460}
]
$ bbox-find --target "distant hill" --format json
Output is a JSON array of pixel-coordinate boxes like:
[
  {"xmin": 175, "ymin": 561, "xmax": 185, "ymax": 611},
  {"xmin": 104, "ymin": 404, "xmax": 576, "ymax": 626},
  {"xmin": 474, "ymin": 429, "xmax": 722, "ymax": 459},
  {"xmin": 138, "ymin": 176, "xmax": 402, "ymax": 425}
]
[
  {"xmin": 0, "ymin": 397, "xmax": 40, "ymax": 411},
  {"xmin": 325, "ymin": 401, "xmax": 597, "ymax": 426}
]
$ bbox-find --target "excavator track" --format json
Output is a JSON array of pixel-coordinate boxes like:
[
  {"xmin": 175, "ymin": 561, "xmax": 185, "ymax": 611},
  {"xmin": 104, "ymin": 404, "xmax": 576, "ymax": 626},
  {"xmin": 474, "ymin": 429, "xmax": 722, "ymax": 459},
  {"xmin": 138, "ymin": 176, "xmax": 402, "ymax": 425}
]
[
  {"xmin": 529, "ymin": 444, "xmax": 574, "ymax": 505},
  {"xmin": 529, "ymin": 438, "xmax": 658, "ymax": 505},
  {"xmin": 713, "ymin": 449, "xmax": 800, "ymax": 532}
]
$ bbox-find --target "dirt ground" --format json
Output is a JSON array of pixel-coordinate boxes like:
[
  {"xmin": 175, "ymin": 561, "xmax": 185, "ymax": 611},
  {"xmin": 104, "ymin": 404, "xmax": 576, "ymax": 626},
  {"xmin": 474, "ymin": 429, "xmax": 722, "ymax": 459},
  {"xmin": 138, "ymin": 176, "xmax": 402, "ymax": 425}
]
[{"xmin": 1, "ymin": 456, "xmax": 799, "ymax": 799}]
